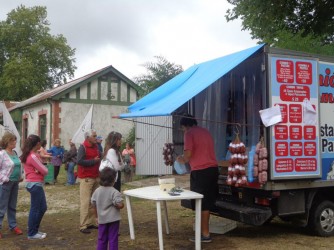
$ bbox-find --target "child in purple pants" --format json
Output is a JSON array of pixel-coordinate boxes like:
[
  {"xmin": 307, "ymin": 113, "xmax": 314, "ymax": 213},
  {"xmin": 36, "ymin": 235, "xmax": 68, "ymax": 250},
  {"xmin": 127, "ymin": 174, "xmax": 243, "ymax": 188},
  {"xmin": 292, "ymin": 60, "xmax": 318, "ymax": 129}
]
[{"xmin": 91, "ymin": 168, "xmax": 124, "ymax": 250}]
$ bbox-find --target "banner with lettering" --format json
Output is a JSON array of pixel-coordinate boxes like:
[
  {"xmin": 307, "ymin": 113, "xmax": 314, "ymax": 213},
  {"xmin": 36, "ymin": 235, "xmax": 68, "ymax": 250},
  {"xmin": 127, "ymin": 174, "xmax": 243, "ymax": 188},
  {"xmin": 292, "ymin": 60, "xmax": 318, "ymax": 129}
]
[
  {"xmin": 319, "ymin": 62, "xmax": 334, "ymax": 180},
  {"xmin": 269, "ymin": 56, "xmax": 321, "ymax": 179}
]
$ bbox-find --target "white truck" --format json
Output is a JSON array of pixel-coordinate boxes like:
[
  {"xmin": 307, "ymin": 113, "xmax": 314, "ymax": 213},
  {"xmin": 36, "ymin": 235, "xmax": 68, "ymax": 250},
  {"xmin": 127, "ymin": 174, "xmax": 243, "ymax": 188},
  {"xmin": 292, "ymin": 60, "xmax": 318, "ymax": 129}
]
[
  {"xmin": 120, "ymin": 44, "xmax": 334, "ymax": 236},
  {"xmin": 178, "ymin": 46, "xmax": 334, "ymax": 236}
]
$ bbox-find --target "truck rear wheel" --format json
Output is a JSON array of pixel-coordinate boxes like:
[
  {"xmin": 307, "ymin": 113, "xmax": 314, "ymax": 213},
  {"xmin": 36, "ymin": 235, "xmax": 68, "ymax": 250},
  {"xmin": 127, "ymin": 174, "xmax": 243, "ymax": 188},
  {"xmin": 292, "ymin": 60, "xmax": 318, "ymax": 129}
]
[{"xmin": 309, "ymin": 200, "xmax": 334, "ymax": 237}]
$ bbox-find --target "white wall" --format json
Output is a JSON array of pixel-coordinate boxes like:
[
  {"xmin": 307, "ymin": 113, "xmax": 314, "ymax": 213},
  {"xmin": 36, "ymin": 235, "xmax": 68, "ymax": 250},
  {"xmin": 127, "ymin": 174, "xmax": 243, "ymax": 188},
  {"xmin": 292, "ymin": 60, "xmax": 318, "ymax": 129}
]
[
  {"xmin": 60, "ymin": 103, "xmax": 134, "ymax": 150},
  {"xmin": 135, "ymin": 116, "xmax": 173, "ymax": 175}
]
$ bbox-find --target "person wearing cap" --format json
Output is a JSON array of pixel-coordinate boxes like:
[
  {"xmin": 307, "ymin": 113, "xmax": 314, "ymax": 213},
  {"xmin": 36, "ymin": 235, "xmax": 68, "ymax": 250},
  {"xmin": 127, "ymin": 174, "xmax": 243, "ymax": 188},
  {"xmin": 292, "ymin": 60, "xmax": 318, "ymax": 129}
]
[{"xmin": 96, "ymin": 136, "xmax": 103, "ymax": 154}]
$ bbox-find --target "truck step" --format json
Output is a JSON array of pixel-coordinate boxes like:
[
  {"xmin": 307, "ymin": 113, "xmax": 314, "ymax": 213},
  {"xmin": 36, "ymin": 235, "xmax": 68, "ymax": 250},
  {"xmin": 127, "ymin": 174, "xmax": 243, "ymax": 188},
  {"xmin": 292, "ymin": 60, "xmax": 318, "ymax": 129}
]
[{"xmin": 215, "ymin": 200, "xmax": 272, "ymax": 226}]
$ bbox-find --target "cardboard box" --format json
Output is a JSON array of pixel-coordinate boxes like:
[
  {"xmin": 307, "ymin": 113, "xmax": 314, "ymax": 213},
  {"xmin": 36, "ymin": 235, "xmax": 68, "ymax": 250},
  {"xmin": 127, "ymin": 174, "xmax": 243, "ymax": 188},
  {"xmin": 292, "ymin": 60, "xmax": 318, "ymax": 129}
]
[{"xmin": 158, "ymin": 177, "xmax": 175, "ymax": 192}]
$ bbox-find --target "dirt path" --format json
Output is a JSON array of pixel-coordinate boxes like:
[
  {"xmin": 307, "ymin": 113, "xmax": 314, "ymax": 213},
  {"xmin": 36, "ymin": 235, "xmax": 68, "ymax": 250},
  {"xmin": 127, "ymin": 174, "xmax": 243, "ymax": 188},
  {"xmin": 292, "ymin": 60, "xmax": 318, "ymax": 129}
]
[{"xmin": 1, "ymin": 174, "xmax": 333, "ymax": 249}]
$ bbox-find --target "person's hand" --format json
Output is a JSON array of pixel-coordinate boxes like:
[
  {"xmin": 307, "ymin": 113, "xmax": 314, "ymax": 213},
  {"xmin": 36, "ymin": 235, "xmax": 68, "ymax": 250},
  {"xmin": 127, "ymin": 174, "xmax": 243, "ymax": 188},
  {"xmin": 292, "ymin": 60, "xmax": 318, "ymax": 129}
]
[
  {"xmin": 94, "ymin": 156, "xmax": 100, "ymax": 162},
  {"xmin": 95, "ymin": 218, "xmax": 98, "ymax": 225},
  {"xmin": 176, "ymin": 155, "xmax": 186, "ymax": 164}
]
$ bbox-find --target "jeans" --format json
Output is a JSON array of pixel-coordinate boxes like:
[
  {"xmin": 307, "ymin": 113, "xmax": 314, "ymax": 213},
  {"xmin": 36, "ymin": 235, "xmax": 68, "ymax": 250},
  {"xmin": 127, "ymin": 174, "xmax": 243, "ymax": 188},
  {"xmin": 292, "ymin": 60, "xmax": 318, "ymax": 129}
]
[
  {"xmin": 54, "ymin": 165, "xmax": 60, "ymax": 180},
  {"xmin": 26, "ymin": 184, "xmax": 47, "ymax": 236},
  {"xmin": 67, "ymin": 162, "xmax": 76, "ymax": 185},
  {"xmin": 0, "ymin": 181, "xmax": 19, "ymax": 230}
]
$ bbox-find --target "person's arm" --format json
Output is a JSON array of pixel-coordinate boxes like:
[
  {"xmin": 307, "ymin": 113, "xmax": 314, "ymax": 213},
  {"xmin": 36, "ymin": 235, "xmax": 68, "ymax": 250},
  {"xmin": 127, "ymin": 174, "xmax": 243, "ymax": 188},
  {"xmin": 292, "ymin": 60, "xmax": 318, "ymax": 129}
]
[
  {"xmin": 30, "ymin": 153, "xmax": 48, "ymax": 176},
  {"xmin": 177, "ymin": 150, "xmax": 192, "ymax": 164},
  {"xmin": 114, "ymin": 192, "xmax": 124, "ymax": 209},
  {"xmin": 39, "ymin": 148, "xmax": 52, "ymax": 159},
  {"xmin": 47, "ymin": 147, "xmax": 54, "ymax": 155},
  {"xmin": 0, "ymin": 152, "xmax": 10, "ymax": 183},
  {"xmin": 115, "ymin": 201, "xmax": 124, "ymax": 209},
  {"xmin": 91, "ymin": 195, "xmax": 98, "ymax": 224},
  {"xmin": 77, "ymin": 145, "xmax": 98, "ymax": 167}
]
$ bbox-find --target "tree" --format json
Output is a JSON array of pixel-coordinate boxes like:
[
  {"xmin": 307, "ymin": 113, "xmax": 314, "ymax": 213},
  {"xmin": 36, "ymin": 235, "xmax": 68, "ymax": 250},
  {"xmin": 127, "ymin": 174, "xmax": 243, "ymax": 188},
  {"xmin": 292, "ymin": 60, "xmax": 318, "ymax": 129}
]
[
  {"xmin": 128, "ymin": 56, "xmax": 183, "ymax": 147},
  {"xmin": 226, "ymin": 0, "xmax": 334, "ymax": 51},
  {"xmin": 0, "ymin": 5, "xmax": 76, "ymax": 101},
  {"xmin": 134, "ymin": 56, "xmax": 183, "ymax": 97}
]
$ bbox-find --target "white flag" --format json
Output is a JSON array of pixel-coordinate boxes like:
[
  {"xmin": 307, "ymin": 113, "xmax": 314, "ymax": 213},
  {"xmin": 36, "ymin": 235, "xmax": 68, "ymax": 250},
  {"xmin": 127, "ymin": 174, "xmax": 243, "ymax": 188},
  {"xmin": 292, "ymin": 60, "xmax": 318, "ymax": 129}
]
[
  {"xmin": 71, "ymin": 105, "xmax": 93, "ymax": 144},
  {"xmin": 0, "ymin": 124, "xmax": 5, "ymax": 137},
  {"xmin": 0, "ymin": 102, "xmax": 22, "ymax": 156}
]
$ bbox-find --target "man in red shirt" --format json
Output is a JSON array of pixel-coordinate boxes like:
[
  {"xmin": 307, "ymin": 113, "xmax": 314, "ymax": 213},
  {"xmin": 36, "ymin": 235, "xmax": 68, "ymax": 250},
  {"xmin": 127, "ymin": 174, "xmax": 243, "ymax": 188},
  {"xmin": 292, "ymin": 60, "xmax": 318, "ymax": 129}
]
[
  {"xmin": 177, "ymin": 114, "xmax": 219, "ymax": 243},
  {"xmin": 77, "ymin": 129, "xmax": 101, "ymax": 234}
]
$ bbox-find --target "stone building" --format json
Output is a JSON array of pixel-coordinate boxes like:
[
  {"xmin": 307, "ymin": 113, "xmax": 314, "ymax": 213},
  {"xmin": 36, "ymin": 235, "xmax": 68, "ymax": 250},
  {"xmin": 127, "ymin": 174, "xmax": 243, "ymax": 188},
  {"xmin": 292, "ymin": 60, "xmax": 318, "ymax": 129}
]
[{"xmin": 9, "ymin": 65, "xmax": 139, "ymax": 149}]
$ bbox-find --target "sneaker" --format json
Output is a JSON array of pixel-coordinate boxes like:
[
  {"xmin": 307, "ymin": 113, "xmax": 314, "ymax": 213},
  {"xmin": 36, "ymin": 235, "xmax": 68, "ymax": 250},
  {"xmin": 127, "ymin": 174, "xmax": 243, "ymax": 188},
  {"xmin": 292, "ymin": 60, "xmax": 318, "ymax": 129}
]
[
  {"xmin": 87, "ymin": 225, "xmax": 98, "ymax": 229},
  {"xmin": 27, "ymin": 232, "xmax": 46, "ymax": 240},
  {"xmin": 189, "ymin": 234, "xmax": 212, "ymax": 243},
  {"xmin": 11, "ymin": 227, "xmax": 23, "ymax": 235},
  {"xmin": 38, "ymin": 231, "xmax": 47, "ymax": 237},
  {"xmin": 79, "ymin": 228, "xmax": 91, "ymax": 234}
]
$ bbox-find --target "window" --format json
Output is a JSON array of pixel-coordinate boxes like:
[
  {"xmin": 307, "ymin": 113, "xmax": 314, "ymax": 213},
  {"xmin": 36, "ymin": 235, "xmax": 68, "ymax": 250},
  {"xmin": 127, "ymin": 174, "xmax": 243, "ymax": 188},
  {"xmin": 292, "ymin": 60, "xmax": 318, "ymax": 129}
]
[{"xmin": 39, "ymin": 115, "xmax": 47, "ymax": 141}]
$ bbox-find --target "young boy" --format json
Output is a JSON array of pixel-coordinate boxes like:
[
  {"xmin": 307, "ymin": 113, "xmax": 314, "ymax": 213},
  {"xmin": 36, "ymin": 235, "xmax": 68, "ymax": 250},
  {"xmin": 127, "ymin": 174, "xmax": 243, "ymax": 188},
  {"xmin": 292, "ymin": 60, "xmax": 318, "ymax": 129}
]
[{"xmin": 91, "ymin": 168, "xmax": 124, "ymax": 250}]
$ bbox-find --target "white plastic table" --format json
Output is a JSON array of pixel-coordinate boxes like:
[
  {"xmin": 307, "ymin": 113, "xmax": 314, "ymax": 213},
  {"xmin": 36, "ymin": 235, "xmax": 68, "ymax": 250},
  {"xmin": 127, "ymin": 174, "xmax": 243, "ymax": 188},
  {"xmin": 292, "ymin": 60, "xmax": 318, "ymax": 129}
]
[{"xmin": 123, "ymin": 185, "xmax": 203, "ymax": 250}]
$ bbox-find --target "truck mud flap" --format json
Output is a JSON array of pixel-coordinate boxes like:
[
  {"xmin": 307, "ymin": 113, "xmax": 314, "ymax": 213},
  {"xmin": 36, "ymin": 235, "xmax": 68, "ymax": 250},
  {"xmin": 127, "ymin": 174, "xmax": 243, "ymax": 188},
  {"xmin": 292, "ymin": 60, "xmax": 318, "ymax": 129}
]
[{"xmin": 215, "ymin": 200, "xmax": 272, "ymax": 226}]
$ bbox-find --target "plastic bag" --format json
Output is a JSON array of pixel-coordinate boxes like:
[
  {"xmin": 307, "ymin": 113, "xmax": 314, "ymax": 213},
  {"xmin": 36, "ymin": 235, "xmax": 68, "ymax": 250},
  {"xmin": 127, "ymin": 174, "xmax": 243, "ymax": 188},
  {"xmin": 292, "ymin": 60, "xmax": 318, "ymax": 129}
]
[{"xmin": 174, "ymin": 161, "xmax": 190, "ymax": 175}]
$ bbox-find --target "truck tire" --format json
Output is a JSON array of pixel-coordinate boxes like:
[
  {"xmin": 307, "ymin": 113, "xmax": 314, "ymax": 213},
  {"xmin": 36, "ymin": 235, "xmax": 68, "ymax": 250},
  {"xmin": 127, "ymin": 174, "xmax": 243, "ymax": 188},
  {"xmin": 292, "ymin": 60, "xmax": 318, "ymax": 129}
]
[{"xmin": 308, "ymin": 200, "xmax": 334, "ymax": 237}]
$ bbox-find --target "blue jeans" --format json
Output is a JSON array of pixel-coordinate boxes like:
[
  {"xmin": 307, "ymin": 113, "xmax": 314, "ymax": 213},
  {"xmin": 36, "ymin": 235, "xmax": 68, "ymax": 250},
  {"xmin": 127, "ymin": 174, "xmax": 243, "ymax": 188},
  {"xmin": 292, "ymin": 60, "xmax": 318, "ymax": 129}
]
[
  {"xmin": 26, "ymin": 184, "xmax": 47, "ymax": 236},
  {"xmin": 67, "ymin": 162, "xmax": 76, "ymax": 185},
  {"xmin": 0, "ymin": 181, "xmax": 19, "ymax": 230}
]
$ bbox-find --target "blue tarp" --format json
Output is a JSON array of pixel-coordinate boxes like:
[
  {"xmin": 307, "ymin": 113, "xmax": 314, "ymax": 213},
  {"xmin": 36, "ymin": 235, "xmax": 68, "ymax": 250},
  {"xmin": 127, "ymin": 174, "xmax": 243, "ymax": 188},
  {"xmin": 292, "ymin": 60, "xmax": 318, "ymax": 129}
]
[{"xmin": 119, "ymin": 44, "xmax": 265, "ymax": 118}]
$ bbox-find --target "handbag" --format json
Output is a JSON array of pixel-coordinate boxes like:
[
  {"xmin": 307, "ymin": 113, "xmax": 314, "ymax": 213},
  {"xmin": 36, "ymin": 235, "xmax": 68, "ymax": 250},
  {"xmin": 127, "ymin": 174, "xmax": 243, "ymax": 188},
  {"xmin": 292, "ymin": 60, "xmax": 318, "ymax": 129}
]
[
  {"xmin": 99, "ymin": 158, "xmax": 119, "ymax": 182},
  {"xmin": 99, "ymin": 158, "xmax": 114, "ymax": 171}
]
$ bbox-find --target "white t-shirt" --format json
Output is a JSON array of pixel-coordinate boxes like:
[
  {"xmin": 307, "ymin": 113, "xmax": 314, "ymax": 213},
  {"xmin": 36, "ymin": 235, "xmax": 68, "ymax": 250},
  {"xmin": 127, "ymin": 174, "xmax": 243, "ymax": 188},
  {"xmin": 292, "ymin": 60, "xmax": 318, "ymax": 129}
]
[{"xmin": 106, "ymin": 148, "xmax": 124, "ymax": 171}]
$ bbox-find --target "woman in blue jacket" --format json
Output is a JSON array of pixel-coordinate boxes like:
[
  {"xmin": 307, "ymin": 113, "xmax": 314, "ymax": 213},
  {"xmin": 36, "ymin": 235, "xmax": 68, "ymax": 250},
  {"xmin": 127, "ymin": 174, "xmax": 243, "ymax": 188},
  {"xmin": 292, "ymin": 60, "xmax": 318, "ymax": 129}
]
[{"xmin": 47, "ymin": 139, "xmax": 64, "ymax": 183}]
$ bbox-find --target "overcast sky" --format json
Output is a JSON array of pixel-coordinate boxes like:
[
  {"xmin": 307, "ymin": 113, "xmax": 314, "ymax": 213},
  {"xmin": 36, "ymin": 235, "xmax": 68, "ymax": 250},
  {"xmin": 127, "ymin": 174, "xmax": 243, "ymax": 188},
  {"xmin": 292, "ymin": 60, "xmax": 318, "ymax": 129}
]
[{"xmin": 0, "ymin": 0, "xmax": 258, "ymax": 81}]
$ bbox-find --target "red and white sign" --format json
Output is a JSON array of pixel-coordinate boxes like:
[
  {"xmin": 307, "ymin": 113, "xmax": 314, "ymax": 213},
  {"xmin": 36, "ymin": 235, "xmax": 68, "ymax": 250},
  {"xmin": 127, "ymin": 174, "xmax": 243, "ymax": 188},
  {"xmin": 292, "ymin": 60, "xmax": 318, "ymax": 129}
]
[
  {"xmin": 271, "ymin": 57, "xmax": 319, "ymax": 179},
  {"xmin": 276, "ymin": 60, "xmax": 294, "ymax": 83},
  {"xmin": 304, "ymin": 142, "xmax": 317, "ymax": 156},
  {"xmin": 296, "ymin": 61, "xmax": 312, "ymax": 84},
  {"xmin": 275, "ymin": 103, "xmax": 288, "ymax": 123},
  {"xmin": 275, "ymin": 142, "xmax": 288, "ymax": 156},
  {"xmin": 289, "ymin": 125, "xmax": 302, "ymax": 140},
  {"xmin": 295, "ymin": 158, "xmax": 317, "ymax": 171},
  {"xmin": 289, "ymin": 104, "xmax": 302, "ymax": 123},
  {"xmin": 274, "ymin": 125, "xmax": 288, "ymax": 140},
  {"xmin": 290, "ymin": 142, "xmax": 303, "ymax": 156},
  {"xmin": 275, "ymin": 158, "xmax": 294, "ymax": 172},
  {"xmin": 304, "ymin": 126, "xmax": 316, "ymax": 140},
  {"xmin": 280, "ymin": 85, "xmax": 310, "ymax": 102}
]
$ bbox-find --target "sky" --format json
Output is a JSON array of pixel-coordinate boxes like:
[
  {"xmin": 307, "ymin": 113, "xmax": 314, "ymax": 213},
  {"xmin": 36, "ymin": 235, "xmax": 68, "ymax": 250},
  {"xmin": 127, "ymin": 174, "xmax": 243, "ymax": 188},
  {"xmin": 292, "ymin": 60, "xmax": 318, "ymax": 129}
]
[{"xmin": 0, "ymin": 0, "xmax": 258, "ymax": 81}]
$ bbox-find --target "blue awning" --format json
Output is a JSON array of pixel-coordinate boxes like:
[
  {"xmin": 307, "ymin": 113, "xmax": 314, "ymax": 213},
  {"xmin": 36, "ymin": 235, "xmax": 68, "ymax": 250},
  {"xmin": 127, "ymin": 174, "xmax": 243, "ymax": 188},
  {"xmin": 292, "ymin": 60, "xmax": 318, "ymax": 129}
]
[{"xmin": 119, "ymin": 44, "xmax": 265, "ymax": 118}]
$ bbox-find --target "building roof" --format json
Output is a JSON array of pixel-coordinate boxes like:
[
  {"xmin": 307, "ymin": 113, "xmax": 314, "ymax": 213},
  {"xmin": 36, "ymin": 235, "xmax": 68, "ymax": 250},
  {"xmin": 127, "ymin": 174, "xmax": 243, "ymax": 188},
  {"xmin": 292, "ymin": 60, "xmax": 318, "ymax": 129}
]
[{"xmin": 10, "ymin": 65, "xmax": 138, "ymax": 111}]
